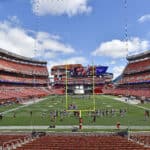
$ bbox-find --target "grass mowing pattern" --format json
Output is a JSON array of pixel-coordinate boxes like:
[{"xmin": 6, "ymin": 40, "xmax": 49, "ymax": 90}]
[
  {"xmin": 0, "ymin": 95, "xmax": 149, "ymax": 126},
  {"xmin": 67, "ymin": 95, "xmax": 95, "ymax": 110}
]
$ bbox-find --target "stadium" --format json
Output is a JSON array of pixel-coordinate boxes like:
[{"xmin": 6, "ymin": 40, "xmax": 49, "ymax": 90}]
[
  {"xmin": 0, "ymin": 0, "xmax": 150, "ymax": 149},
  {"xmin": 51, "ymin": 64, "xmax": 113, "ymax": 95},
  {"xmin": 0, "ymin": 47, "xmax": 150, "ymax": 149}
]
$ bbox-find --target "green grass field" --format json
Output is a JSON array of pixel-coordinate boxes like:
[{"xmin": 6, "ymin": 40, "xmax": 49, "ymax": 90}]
[{"xmin": 0, "ymin": 95, "xmax": 150, "ymax": 126}]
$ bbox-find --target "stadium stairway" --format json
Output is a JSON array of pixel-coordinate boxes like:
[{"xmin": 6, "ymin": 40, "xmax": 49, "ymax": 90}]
[
  {"xmin": 0, "ymin": 134, "xmax": 37, "ymax": 150},
  {"xmin": 14, "ymin": 133, "xmax": 150, "ymax": 150}
]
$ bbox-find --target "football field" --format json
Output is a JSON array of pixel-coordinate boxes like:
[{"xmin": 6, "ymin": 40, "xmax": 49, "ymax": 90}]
[{"xmin": 0, "ymin": 95, "xmax": 150, "ymax": 127}]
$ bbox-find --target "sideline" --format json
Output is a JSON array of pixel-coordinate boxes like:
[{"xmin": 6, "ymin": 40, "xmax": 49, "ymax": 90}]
[
  {"xmin": 0, "ymin": 125, "xmax": 150, "ymax": 130},
  {"xmin": 103, "ymin": 95, "xmax": 150, "ymax": 111}
]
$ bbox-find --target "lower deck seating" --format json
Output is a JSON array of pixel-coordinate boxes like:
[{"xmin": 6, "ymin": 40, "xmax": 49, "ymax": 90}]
[
  {"xmin": 130, "ymin": 134, "xmax": 150, "ymax": 146},
  {"xmin": 16, "ymin": 135, "xmax": 150, "ymax": 150},
  {"xmin": 0, "ymin": 135, "xmax": 27, "ymax": 145},
  {"xmin": 0, "ymin": 86, "xmax": 52, "ymax": 104},
  {"xmin": 103, "ymin": 88, "xmax": 150, "ymax": 98},
  {"xmin": 0, "ymin": 134, "xmax": 32, "ymax": 150},
  {"xmin": 52, "ymin": 88, "xmax": 65, "ymax": 95}
]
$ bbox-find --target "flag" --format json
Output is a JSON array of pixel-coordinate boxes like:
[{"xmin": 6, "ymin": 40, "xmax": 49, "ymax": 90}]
[{"xmin": 96, "ymin": 66, "xmax": 108, "ymax": 76}]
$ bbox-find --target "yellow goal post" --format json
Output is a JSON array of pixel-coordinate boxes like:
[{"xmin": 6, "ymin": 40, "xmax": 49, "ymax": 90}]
[{"xmin": 65, "ymin": 62, "xmax": 96, "ymax": 115}]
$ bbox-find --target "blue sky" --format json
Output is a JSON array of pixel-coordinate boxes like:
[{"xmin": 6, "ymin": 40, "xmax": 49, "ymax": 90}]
[{"xmin": 0, "ymin": 0, "xmax": 150, "ymax": 78}]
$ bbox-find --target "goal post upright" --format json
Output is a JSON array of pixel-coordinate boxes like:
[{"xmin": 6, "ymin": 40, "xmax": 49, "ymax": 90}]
[{"xmin": 65, "ymin": 62, "xmax": 96, "ymax": 130}]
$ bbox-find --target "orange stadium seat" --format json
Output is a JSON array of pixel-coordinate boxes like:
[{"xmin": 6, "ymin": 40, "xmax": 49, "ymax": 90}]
[{"xmin": 15, "ymin": 135, "xmax": 150, "ymax": 150}]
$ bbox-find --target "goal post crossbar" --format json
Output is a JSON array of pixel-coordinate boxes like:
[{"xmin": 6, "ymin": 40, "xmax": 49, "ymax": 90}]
[{"xmin": 65, "ymin": 62, "xmax": 96, "ymax": 116}]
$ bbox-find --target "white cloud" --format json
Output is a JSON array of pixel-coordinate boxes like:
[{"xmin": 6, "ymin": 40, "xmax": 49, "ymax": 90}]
[
  {"xmin": 109, "ymin": 60, "xmax": 116, "ymax": 65},
  {"xmin": 8, "ymin": 16, "xmax": 20, "ymax": 25},
  {"xmin": 112, "ymin": 66, "xmax": 124, "ymax": 79},
  {"xmin": 0, "ymin": 21, "xmax": 35, "ymax": 57},
  {"xmin": 36, "ymin": 50, "xmax": 57, "ymax": 59},
  {"xmin": 0, "ymin": 20, "xmax": 75, "ymax": 58},
  {"xmin": 31, "ymin": 0, "xmax": 92, "ymax": 16},
  {"xmin": 138, "ymin": 14, "xmax": 150, "ymax": 23},
  {"xmin": 36, "ymin": 32, "xmax": 74, "ymax": 53},
  {"xmin": 92, "ymin": 37, "xmax": 150, "ymax": 58},
  {"xmin": 63, "ymin": 56, "xmax": 87, "ymax": 65}
]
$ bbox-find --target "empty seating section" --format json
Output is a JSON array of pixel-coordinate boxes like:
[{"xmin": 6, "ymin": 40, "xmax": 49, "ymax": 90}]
[
  {"xmin": 0, "ymin": 134, "xmax": 32, "ymax": 150},
  {"xmin": 16, "ymin": 135, "xmax": 150, "ymax": 150},
  {"xmin": 103, "ymin": 54, "xmax": 150, "ymax": 98},
  {"xmin": 94, "ymin": 86, "xmax": 103, "ymax": 94},
  {"xmin": 0, "ymin": 59, "xmax": 48, "ymax": 76},
  {"xmin": 52, "ymin": 88, "xmax": 65, "ymax": 95},
  {"xmin": 103, "ymin": 88, "xmax": 150, "ymax": 98},
  {"xmin": 0, "ymin": 87, "xmax": 51, "ymax": 104},
  {"xmin": 0, "ymin": 57, "xmax": 49, "ymax": 86},
  {"xmin": 120, "ymin": 73, "xmax": 150, "ymax": 84},
  {"xmin": 0, "ymin": 135, "xmax": 27, "ymax": 145},
  {"xmin": 103, "ymin": 87, "xmax": 150, "ymax": 98},
  {"xmin": 130, "ymin": 135, "xmax": 150, "ymax": 146},
  {"xmin": 0, "ymin": 50, "xmax": 51, "ymax": 104},
  {"xmin": 55, "ymin": 77, "xmax": 105, "ymax": 84},
  {"xmin": 124, "ymin": 59, "xmax": 150, "ymax": 74},
  {"xmin": 0, "ymin": 74, "xmax": 48, "ymax": 84},
  {"xmin": 0, "ymin": 134, "xmax": 149, "ymax": 150}
]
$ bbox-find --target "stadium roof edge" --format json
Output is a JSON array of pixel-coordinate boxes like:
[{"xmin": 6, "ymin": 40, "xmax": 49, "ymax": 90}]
[
  {"xmin": 52, "ymin": 64, "xmax": 82, "ymax": 69},
  {"xmin": 0, "ymin": 48, "xmax": 47, "ymax": 65},
  {"xmin": 126, "ymin": 50, "xmax": 150, "ymax": 61}
]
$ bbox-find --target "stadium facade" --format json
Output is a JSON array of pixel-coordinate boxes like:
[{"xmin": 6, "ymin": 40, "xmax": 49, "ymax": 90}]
[
  {"xmin": 103, "ymin": 50, "xmax": 150, "ymax": 99},
  {"xmin": 0, "ymin": 48, "xmax": 51, "ymax": 105},
  {"xmin": 51, "ymin": 64, "xmax": 113, "ymax": 95}
]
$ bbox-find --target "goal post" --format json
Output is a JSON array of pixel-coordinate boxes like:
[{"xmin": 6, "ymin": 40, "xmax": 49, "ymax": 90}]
[{"xmin": 65, "ymin": 62, "xmax": 96, "ymax": 129}]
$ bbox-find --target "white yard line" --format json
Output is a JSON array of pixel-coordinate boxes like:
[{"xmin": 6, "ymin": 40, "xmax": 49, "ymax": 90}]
[
  {"xmin": 0, "ymin": 125, "xmax": 150, "ymax": 130},
  {"xmin": 1, "ymin": 98, "xmax": 47, "ymax": 115}
]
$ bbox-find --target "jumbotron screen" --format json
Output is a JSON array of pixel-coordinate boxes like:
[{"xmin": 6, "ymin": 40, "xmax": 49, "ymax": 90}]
[{"xmin": 68, "ymin": 66, "xmax": 108, "ymax": 77}]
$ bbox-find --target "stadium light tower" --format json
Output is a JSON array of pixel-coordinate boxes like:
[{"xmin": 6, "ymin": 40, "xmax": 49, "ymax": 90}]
[{"xmin": 124, "ymin": 0, "xmax": 131, "ymax": 132}]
